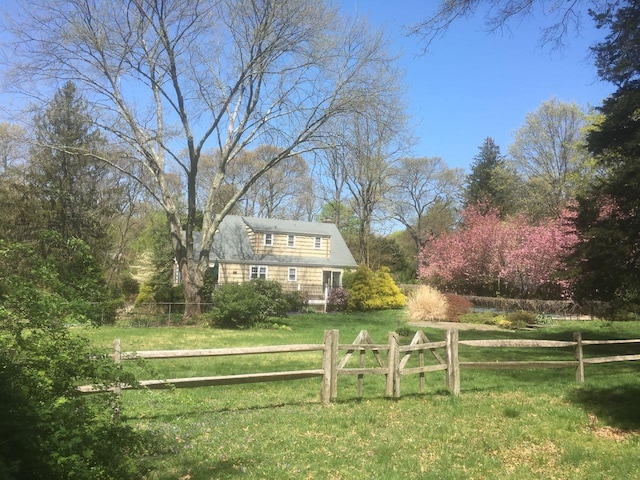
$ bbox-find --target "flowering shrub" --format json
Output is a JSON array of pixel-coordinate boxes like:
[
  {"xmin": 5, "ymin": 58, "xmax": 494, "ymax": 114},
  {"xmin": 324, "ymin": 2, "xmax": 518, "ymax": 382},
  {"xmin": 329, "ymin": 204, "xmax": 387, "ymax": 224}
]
[{"xmin": 327, "ymin": 287, "xmax": 350, "ymax": 312}]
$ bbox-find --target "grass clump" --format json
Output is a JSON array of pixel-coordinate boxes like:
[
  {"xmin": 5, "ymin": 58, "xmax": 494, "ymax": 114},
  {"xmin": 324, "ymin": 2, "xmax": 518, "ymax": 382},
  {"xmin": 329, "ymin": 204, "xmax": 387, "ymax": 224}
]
[{"xmin": 406, "ymin": 285, "xmax": 449, "ymax": 322}]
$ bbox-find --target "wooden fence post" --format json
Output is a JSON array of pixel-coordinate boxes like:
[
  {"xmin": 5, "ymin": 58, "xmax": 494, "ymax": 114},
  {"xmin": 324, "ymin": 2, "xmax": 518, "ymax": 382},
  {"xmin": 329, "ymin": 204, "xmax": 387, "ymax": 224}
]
[
  {"xmin": 573, "ymin": 332, "xmax": 584, "ymax": 383},
  {"xmin": 321, "ymin": 330, "xmax": 333, "ymax": 404},
  {"xmin": 445, "ymin": 330, "xmax": 460, "ymax": 396},
  {"xmin": 387, "ymin": 332, "xmax": 400, "ymax": 398},
  {"xmin": 113, "ymin": 339, "xmax": 122, "ymax": 421},
  {"xmin": 322, "ymin": 330, "xmax": 339, "ymax": 403}
]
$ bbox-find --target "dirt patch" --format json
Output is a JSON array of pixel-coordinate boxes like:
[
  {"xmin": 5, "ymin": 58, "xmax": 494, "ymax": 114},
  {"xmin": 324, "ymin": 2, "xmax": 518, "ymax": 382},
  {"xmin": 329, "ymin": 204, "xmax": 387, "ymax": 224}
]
[{"xmin": 407, "ymin": 321, "xmax": 503, "ymax": 331}]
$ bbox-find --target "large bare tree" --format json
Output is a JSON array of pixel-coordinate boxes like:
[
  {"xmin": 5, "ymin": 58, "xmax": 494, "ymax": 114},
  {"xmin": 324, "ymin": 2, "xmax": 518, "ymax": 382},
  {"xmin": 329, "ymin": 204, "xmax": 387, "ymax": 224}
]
[
  {"xmin": 410, "ymin": 0, "xmax": 612, "ymax": 51},
  {"xmin": 6, "ymin": 0, "xmax": 397, "ymax": 317},
  {"xmin": 387, "ymin": 156, "xmax": 463, "ymax": 255}
]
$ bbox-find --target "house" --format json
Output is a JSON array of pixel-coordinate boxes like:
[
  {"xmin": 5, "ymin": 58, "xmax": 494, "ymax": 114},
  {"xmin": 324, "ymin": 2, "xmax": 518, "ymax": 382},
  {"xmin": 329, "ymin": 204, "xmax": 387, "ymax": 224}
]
[{"xmin": 185, "ymin": 215, "xmax": 358, "ymax": 302}]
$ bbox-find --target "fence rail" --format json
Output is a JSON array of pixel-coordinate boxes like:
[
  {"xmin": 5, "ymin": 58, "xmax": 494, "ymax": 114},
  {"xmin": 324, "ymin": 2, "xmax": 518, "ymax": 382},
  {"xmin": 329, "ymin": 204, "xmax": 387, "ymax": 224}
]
[{"xmin": 78, "ymin": 330, "xmax": 640, "ymax": 402}]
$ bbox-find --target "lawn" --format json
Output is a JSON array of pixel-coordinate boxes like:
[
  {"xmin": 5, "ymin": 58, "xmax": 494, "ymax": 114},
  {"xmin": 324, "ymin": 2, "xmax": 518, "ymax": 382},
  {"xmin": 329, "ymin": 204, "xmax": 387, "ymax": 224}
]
[{"xmin": 81, "ymin": 312, "xmax": 640, "ymax": 479}]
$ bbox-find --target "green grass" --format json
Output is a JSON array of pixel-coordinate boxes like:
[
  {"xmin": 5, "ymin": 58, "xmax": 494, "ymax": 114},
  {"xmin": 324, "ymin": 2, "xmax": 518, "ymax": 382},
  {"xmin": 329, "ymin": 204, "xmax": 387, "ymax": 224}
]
[{"xmin": 80, "ymin": 313, "xmax": 640, "ymax": 479}]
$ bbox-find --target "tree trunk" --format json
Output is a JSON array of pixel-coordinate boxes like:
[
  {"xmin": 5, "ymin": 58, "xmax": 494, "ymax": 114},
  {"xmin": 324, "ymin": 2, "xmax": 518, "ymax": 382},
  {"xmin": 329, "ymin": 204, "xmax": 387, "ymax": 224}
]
[{"xmin": 181, "ymin": 258, "xmax": 205, "ymax": 319}]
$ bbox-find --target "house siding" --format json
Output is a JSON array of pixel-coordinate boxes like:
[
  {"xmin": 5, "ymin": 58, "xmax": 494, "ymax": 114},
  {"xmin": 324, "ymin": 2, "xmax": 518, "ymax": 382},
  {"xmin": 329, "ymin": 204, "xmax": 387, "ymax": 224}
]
[
  {"xmin": 252, "ymin": 231, "xmax": 330, "ymax": 259},
  {"xmin": 218, "ymin": 264, "xmax": 332, "ymax": 286}
]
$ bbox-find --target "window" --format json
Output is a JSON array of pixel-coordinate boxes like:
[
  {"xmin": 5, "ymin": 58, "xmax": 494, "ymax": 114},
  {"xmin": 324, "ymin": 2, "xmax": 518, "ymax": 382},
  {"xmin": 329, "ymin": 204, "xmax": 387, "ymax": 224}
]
[
  {"xmin": 264, "ymin": 233, "xmax": 273, "ymax": 246},
  {"xmin": 287, "ymin": 234, "xmax": 295, "ymax": 247},
  {"xmin": 250, "ymin": 265, "xmax": 267, "ymax": 280},
  {"xmin": 314, "ymin": 236, "xmax": 322, "ymax": 249},
  {"xmin": 288, "ymin": 267, "xmax": 297, "ymax": 282}
]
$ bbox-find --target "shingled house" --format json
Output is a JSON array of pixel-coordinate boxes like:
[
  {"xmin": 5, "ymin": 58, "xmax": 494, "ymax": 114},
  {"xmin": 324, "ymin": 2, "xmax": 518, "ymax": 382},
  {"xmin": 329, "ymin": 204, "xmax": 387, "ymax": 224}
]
[{"xmin": 178, "ymin": 215, "xmax": 358, "ymax": 304}]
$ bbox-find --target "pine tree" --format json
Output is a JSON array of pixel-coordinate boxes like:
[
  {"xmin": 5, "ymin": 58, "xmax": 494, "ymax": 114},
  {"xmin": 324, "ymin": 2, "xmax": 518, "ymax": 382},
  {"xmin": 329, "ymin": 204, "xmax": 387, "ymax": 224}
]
[
  {"xmin": 570, "ymin": 0, "xmax": 640, "ymax": 307},
  {"xmin": 464, "ymin": 137, "xmax": 518, "ymax": 216},
  {"xmin": 28, "ymin": 81, "xmax": 119, "ymax": 253}
]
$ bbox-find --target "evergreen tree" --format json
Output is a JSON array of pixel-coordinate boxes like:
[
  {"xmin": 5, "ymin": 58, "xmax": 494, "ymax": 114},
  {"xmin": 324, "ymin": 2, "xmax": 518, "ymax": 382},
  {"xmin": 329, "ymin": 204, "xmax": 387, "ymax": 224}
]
[
  {"xmin": 28, "ymin": 81, "xmax": 119, "ymax": 254},
  {"xmin": 464, "ymin": 137, "xmax": 518, "ymax": 216},
  {"xmin": 570, "ymin": 1, "xmax": 640, "ymax": 308}
]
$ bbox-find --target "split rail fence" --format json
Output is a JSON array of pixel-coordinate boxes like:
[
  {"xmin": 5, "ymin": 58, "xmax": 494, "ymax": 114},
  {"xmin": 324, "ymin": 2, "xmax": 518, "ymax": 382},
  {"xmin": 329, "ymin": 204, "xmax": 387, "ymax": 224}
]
[{"xmin": 78, "ymin": 330, "xmax": 640, "ymax": 402}]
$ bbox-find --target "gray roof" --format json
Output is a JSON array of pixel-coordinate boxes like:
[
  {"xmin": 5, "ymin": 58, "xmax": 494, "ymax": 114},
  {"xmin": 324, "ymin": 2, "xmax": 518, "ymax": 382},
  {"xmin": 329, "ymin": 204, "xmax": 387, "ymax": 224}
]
[{"xmin": 204, "ymin": 215, "xmax": 358, "ymax": 268}]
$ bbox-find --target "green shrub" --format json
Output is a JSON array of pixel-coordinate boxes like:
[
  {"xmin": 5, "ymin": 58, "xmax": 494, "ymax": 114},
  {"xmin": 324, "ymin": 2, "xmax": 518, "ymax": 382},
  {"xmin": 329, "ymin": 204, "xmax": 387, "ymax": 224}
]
[
  {"xmin": 120, "ymin": 275, "xmax": 140, "ymax": 300},
  {"xmin": 208, "ymin": 282, "xmax": 261, "ymax": 328},
  {"xmin": 154, "ymin": 283, "xmax": 185, "ymax": 304},
  {"xmin": 0, "ymin": 240, "xmax": 147, "ymax": 479},
  {"xmin": 459, "ymin": 311, "xmax": 499, "ymax": 325},
  {"xmin": 207, "ymin": 280, "xmax": 290, "ymax": 328},
  {"xmin": 283, "ymin": 290, "xmax": 309, "ymax": 313},
  {"xmin": 251, "ymin": 279, "xmax": 290, "ymax": 318},
  {"xmin": 534, "ymin": 313, "xmax": 557, "ymax": 326},
  {"xmin": 505, "ymin": 310, "xmax": 537, "ymax": 328},
  {"xmin": 395, "ymin": 326, "xmax": 417, "ymax": 338},
  {"xmin": 347, "ymin": 265, "xmax": 406, "ymax": 311},
  {"xmin": 134, "ymin": 283, "xmax": 155, "ymax": 306}
]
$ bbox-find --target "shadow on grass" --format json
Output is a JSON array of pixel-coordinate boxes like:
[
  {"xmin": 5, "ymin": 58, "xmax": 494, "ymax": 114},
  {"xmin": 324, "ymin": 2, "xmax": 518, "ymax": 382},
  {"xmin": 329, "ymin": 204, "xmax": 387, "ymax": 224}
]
[{"xmin": 567, "ymin": 384, "xmax": 640, "ymax": 431}]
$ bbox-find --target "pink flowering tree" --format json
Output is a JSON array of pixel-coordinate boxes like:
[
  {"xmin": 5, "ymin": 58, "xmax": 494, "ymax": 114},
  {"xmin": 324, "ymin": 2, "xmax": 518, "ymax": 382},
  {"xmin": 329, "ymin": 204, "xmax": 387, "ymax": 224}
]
[
  {"xmin": 418, "ymin": 205, "xmax": 578, "ymax": 298},
  {"xmin": 499, "ymin": 214, "xmax": 578, "ymax": 298}
]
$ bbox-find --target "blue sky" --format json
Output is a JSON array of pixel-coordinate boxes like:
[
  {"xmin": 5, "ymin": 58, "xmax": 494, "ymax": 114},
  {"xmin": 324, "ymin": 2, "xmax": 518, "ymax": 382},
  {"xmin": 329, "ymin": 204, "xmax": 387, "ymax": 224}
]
[{"xmin": 337, "ymin": 1, "xmax": 615, "ymax": 172}]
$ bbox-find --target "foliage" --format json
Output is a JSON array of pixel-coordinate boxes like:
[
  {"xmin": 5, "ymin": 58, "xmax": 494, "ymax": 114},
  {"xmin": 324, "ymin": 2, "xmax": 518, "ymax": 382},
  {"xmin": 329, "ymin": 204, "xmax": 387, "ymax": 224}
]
[
  {"xmin": 251, "ymin": 279, "xmax": 291, "ymax": 319},
  {"xmin": 153, "ymin": 284, "xmax": 185, "ymax": 305},
  {"xmin": 207, "ymin": 280, "xmax": 291, "ymax": 329},
  {"xmin": 207, "ymin": 283, "xmax": 259, "ymax": 328},
  {"xmin": 443, "ymin": 292, "xmax": 474, "ymax": 322},
  {"xmin": 534, "ymin": 313, "xmax": 557, "ymax": 326},
  {"xmin": 28, "ymin": 81, "xmax": 121, "ymax": 255},
  {"xmin": 570, "ymin": 1, "xmax": 640, "ymax": 310},
  {"xmin": 505, "ymin": 310, "xmax": 537, "ymax": 328},
  {"xmin": 406, "ymin": 285, "xmax": 449, "ymax": 322},
  {"xmin": 464, "ymin": 137, "xmax": 518, "ymax": 216},
  {"xmin": 0, "ymin": 239, "xmax": 145, "ymax": 479},
  {"xmin": 327, "ymin": 287, "xmax": 350, "ymax": 312},
  {"xmin": 134, "ymin": 284, "xmax": 156, "ymax": 307},
  {"xmin": 418, "ymin": 205, "xmax": 578, "ymax": 298},
  {"xmin": 119, "ymin": 275, "xmax": 140, "ymax": 300},
  {"xmin": 346, "ymin": 265, "xmax": 406, "ymax": 311},
  {"xmin": 458, "ymin": 311, "xmax": 501, "ymax": 326},
  {"xmin": 509, "ymin": 98, "xmax": 592, "ymax": 220},
  {"xmin": 283, "ymin": 290, "xmax": 310, "ymax": 313}
]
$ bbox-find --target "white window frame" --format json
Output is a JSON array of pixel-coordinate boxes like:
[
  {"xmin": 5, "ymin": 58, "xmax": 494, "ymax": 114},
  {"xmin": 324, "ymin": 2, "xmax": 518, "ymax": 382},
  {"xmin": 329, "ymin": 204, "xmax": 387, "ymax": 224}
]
[
  {"xmin": 314, "ymin": 236, "xmax": 322, "ymax": 249},
  {"xmin": 250, "ymin": 265, "xmax": 268, "ymax": 280},
  {"xmin": 288, "ymin": 267, "xmax": 297, "ymax": 282},
  {"xmin": 264, "ymin": 233, "xmax": 273, "ymax": 246},
  {"xmin": 287, "ymin": 234, "xmax": 296, "ymax": 247}
]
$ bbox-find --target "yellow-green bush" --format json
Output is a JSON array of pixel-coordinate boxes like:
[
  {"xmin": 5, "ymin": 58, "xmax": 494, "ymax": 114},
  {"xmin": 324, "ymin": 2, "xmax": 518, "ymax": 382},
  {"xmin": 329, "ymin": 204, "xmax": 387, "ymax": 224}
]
[
  {"xmin": 347, "ymin": 265, "xmax": 406, "ymax": 311},
  {"xmin": 406, "ymin": 285, "xmax": 449, "ymax": 322}
]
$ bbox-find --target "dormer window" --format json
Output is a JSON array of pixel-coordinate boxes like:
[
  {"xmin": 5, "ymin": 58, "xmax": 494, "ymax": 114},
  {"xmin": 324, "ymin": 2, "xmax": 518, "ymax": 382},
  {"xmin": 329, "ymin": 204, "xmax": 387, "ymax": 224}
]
[
  {"xmin": 264, "ymin": 233, "xmax": 273, "ymax": 246},
  {"xmin": 287, "ymin": 234, "xmax": 295, "ymax": 247},
  {"xmin": 314, "ymin": 236, "xmax": 322, "ymax": 249}
]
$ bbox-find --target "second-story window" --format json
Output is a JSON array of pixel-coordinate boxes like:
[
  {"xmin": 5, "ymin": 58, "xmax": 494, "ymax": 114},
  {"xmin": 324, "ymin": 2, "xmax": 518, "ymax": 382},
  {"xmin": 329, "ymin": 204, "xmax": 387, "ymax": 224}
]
[
  {"xmin": 287, "ymin": 234, "xmax": 295, "ymax": 247},
  {"xmin": 314, "ymin": 236, "xmax": 322, "ymax": 249},
  {"xmin": 264, "ymin": 233, "xmax": 273, "ymax": 246}
]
